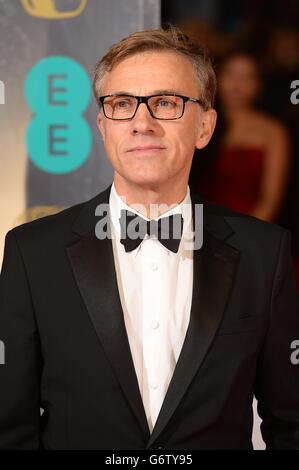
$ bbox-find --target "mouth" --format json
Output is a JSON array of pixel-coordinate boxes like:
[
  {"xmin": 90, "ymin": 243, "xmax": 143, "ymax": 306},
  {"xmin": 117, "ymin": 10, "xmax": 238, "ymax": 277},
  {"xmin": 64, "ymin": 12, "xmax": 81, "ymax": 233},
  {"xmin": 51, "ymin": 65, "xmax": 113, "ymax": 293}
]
[{"xmin": 126, "ymin": 145, "xmax": 166, "ymax": 155}]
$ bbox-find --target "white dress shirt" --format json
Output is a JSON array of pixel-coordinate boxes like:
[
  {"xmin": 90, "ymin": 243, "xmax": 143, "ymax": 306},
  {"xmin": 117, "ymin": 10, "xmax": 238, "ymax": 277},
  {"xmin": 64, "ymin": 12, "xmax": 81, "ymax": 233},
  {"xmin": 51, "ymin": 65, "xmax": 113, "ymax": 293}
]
[{"xmin": 109, "ymin": 182, "xmax": 194, "ymax": 433}]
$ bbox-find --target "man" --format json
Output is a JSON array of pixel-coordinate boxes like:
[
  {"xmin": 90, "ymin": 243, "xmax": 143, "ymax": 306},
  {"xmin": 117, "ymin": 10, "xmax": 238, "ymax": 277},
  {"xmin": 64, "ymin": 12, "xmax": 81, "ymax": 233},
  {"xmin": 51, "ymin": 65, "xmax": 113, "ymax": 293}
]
[{"xmin": 0, "ymin": 27, "xmax": 298, "ymax": 450}]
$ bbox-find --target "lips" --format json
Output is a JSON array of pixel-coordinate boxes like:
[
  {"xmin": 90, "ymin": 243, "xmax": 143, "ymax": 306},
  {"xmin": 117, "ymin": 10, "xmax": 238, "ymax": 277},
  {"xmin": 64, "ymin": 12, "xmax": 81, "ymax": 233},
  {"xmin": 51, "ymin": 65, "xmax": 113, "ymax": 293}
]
[{"xmin": 126, "ymin": 145, "xmax": 165, "ymax": 152}]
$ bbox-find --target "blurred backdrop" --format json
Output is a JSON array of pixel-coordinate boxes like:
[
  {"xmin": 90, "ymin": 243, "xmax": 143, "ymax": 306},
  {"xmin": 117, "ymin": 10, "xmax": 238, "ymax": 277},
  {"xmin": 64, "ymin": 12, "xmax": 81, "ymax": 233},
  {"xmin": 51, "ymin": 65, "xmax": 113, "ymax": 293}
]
[
  {"xmin": 163, "ymin": 0, "xmax": 299, "ymax": 288},
  {"xmin": 0, "ymin": 0, "xmax": 298, "ymax": 451},
  {"xmin": 0, "ymin": 0, "xmax": 160, "ymax": 262}
]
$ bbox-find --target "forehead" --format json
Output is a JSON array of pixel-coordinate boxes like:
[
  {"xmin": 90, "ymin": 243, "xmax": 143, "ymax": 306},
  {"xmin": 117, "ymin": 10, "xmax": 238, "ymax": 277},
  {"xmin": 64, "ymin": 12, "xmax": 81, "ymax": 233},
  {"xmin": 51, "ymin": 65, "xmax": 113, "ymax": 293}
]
[{"xmin": 102, "ymin": 51, "xmax": 199, "ymax": 95}]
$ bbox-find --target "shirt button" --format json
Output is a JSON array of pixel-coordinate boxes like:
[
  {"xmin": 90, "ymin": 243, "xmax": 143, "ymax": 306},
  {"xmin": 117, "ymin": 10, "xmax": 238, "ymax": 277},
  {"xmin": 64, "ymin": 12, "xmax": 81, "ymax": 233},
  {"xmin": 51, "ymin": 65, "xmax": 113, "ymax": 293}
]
[
  {"xmin": 150, "ymin": 262, "xmax": 158, "ymax": 271},
  {"xmin": 150, "ymin": 383, "xmax": 158, "ymax": 390},
  {"xmin": 151, "ymin": 321, "xmax": 160, "ymax": 329}
]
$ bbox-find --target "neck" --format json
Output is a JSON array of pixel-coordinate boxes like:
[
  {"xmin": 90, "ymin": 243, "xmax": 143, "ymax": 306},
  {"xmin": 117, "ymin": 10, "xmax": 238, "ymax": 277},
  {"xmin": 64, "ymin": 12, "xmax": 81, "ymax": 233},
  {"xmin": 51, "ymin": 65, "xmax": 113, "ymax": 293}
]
[{"xmin": 113, "ymin": 174, "xmax": 188, "ymax": 219}]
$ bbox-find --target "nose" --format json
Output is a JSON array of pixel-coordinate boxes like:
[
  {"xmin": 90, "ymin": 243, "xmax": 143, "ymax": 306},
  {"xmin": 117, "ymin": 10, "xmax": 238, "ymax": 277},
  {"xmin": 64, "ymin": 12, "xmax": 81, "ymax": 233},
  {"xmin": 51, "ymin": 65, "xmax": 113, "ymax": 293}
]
[{"xmin": 130, "ymin": 101, "xmax": 156, "ymax": 135}]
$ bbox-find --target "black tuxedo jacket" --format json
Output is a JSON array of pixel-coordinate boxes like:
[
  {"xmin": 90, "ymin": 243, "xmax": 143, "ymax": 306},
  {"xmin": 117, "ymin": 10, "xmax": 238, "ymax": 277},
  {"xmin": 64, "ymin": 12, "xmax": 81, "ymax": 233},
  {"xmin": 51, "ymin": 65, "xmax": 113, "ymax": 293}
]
[{"xmin": 0, "ymin": 185, "xmax": 298, "ymax": 450}]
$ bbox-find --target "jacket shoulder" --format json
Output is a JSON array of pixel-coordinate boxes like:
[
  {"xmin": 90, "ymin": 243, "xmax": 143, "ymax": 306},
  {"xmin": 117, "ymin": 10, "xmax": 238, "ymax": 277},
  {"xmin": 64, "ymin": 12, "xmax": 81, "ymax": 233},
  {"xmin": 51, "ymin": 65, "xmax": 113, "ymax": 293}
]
[{"xmin": 204, "ymin": 199, "xmax": 290, "ymax": 245}]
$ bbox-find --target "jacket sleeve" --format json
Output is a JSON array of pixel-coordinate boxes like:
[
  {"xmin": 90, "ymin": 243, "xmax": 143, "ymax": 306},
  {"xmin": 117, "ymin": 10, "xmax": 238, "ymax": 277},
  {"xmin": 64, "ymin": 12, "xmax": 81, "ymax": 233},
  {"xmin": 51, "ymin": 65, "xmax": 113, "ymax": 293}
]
[
  {"xmin": 254, "ymin": 229, "xmax": 299, "ymax": 449},
  {"xmin": 0, "ymin": 229, "xmax": 42, "ymax": 449}
]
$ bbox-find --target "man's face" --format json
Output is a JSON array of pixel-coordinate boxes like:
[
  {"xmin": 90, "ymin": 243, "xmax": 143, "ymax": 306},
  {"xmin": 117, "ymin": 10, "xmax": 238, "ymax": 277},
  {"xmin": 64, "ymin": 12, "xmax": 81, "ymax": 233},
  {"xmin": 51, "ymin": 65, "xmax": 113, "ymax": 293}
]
[{"xmin": 97, "ymin": 51, "xmax": 216, "ymax": 189}]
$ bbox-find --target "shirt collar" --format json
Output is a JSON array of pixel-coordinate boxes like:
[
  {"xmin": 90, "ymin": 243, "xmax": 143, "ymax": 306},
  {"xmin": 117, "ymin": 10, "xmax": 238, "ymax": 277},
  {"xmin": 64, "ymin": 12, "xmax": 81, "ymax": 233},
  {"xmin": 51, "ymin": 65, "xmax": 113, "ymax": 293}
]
[{"xmin": 109, "ymin": 181, "xmax": 193, "ymax": 257}]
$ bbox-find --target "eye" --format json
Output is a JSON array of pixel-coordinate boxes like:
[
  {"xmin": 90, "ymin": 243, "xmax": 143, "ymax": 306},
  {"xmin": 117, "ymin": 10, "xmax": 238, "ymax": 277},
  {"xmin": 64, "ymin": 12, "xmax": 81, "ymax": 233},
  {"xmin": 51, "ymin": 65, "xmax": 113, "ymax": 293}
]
[
  {"xmin": 150, "ymin": 96, "xmax": 180, "ymax": 111},
  {"xmin": 156, "ymin": 98, "xmax": 176, "ymax": 108},
  {"xmin": 114, "ymin": 98, "xmax": 133, "ymax": 109}
]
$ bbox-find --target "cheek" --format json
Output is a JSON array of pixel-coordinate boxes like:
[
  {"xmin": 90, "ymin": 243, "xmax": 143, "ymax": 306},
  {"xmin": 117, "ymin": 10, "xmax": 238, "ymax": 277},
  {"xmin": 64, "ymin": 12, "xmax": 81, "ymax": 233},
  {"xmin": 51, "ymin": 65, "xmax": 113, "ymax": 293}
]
[
  {"xmin": 246, "ymin": 81, "xmax": 259, "ymax": 97},
  {"xmin": 219, "ymin": 76, "xmax": 231, "ymax": 93},
  {"xmin": 102, "ymin": 127, "xmax": 124, "ymax": 156},
  {"xmin": 171, "ymin": 127, "xmax": 198, "ymax": 160}
]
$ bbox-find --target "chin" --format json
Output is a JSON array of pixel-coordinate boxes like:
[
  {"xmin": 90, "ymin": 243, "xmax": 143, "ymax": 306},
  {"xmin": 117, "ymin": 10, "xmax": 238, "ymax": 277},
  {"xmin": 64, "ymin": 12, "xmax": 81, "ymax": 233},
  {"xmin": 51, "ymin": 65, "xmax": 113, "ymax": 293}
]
[{"xmin": 128, "ymin": 174, "xmax": 167, "ymax": 188}]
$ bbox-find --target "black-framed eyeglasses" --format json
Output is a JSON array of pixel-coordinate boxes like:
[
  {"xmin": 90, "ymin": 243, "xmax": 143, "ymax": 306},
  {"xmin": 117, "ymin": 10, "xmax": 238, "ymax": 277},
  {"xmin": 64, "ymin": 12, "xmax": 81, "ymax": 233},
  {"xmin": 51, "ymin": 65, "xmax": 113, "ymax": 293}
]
[{"xmin": 98, "ymin": 93, "xmax": 208, "ymax": 120}]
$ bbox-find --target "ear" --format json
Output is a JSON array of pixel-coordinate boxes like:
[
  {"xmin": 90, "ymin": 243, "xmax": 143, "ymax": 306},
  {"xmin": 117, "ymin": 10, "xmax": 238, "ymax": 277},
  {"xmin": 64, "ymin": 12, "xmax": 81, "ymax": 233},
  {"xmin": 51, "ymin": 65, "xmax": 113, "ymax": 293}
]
[
  {"xmin": 195, "ymin": 108, "xmax": 217, "ymax": 150},
  {"xmin": 97, "ymin": 111, "xmax": 106, "ymax": 142}
]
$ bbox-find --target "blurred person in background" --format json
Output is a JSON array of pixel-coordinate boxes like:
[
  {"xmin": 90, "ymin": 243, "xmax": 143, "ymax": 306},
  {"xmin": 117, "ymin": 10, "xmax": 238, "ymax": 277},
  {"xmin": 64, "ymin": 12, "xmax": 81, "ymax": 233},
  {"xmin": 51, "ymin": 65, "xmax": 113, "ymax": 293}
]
[
  {"xmin": 261, "ymin": 28, "xmax": 299, "ymax": 285},
  {"xmin": 190, "ymin": 51, "xmax": 291, "ymax": 223},
  {"xmin": 190, "ymin": 49, "xmax": 299, "ymax": 288}
]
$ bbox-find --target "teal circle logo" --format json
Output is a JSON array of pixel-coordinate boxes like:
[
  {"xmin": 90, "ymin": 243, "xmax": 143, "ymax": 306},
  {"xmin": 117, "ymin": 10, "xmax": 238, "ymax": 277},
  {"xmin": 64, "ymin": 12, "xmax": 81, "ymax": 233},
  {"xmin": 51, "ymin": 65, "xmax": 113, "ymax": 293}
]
[{"xmin": 25, "ymin": 56, "xmax": 92, "ymax": 174}]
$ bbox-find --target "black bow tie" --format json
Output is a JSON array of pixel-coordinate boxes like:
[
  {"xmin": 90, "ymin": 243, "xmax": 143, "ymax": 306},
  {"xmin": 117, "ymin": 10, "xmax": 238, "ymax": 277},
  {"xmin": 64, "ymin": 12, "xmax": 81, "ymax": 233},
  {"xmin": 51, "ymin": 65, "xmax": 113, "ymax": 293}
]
[{"xmin": 119, "ymin": 209, "xmax": 184, "ymax": 253}]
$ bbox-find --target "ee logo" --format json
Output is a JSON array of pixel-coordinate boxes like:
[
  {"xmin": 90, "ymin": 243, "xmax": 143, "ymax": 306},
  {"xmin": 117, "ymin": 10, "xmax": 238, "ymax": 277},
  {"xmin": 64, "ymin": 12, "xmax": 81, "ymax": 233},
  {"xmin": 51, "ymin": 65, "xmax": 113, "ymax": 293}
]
[
  {"xmin": 21, "ymin": 0, "xmax": 88, "ymax": 19},
  {"xmin": 25, "ymin": 56, "xmax": 92, "ymax": 174}
]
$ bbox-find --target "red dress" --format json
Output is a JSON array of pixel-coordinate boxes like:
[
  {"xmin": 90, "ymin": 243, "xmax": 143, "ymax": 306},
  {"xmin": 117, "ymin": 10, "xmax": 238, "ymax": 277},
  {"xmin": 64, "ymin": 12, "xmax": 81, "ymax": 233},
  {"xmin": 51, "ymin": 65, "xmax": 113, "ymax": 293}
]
[
  {"xmin": 195, "ymin": 145, "xmax": 299, "ymax": 289},
  {"xmin": 197, "ymin": 146, "xmax": 264, "ymax": 215}
]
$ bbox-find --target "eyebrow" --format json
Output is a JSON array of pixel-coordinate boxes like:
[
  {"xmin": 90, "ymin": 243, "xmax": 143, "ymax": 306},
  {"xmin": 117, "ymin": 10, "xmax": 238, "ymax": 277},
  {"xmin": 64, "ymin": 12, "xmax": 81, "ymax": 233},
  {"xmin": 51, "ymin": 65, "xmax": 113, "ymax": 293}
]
[{"xmin": 106, "ymin": 89, "xmax": 183, "ymax": 96}]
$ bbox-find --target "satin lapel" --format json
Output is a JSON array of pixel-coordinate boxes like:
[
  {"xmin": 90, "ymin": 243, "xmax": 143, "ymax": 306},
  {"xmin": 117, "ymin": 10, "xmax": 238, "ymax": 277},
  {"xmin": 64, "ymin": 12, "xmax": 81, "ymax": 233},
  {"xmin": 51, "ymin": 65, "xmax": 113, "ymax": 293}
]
[
  {"xmin": 66, "ymin": 186, "xmax": 150, "ymax": 439},
  {"xmin": 147, "ymin": 194, "xmax": 241, "ymax": 448}
]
